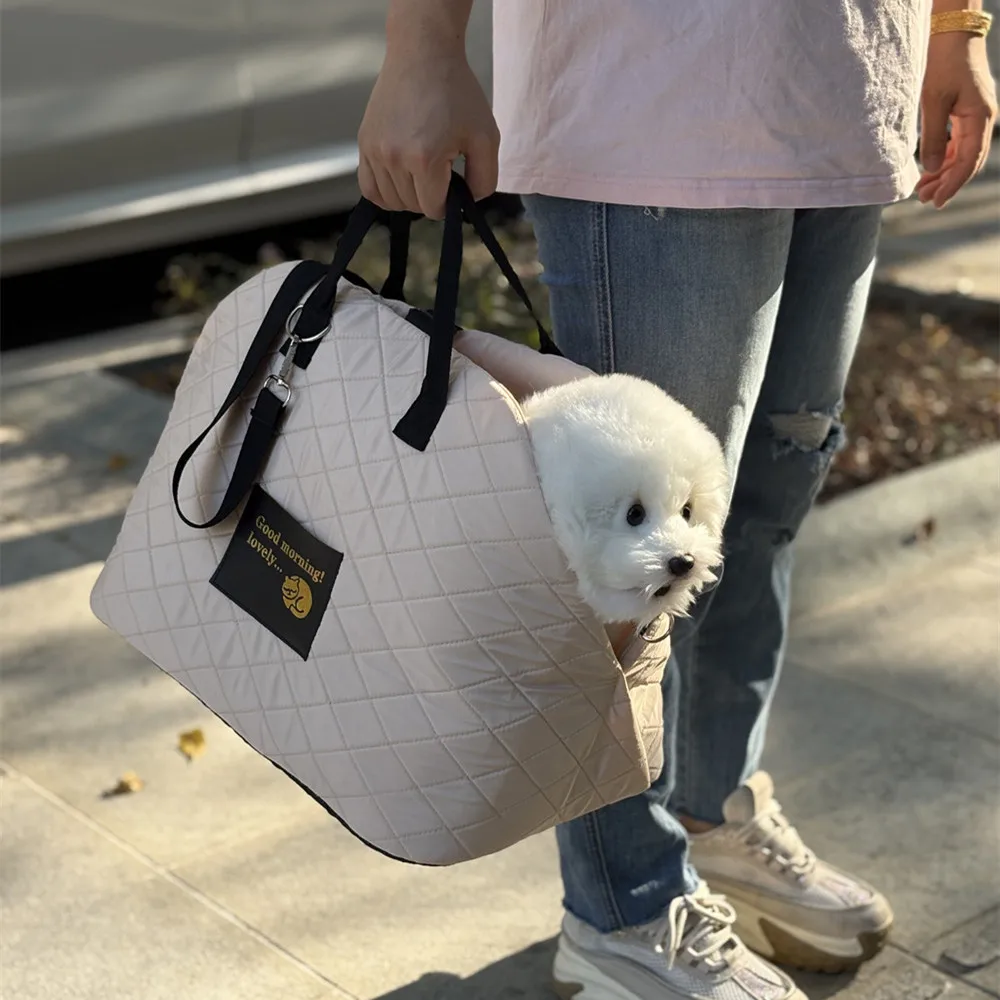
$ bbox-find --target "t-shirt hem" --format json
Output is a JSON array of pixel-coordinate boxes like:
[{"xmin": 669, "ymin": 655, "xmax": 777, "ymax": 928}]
[{"xmin": 497, "ymin": 162, "xmax": 919, "ymax": 209}]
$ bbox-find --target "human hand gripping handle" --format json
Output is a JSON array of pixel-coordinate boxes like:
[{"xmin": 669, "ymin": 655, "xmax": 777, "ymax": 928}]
[
  {"xmin": 358, "ymin": 0, "xmax": 500, "ymax": 219},
  {"xmin": 917, "ymin": 1, "xmax": 997, "ymax": 208}
]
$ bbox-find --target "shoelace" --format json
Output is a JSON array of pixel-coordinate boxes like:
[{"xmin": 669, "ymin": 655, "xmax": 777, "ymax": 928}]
[
  {"xmin": 738, "ymin": 797, "xmax": 816, "ymax": 877},
  {"xmin": 650, "ymin": 887, "xmax": 739, "ymax": 973}
]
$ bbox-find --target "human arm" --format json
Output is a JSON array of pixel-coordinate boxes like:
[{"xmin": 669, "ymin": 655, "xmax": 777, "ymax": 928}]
[
  {"xmin": 357, "ymin": 0, "xmax": 500, "ymax": 218},
  {"xmin": 917, "ymin": 0, "xmax": 997, "ymax": 207}
]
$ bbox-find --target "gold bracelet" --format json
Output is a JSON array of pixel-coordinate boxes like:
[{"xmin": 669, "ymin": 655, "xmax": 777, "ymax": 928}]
[{"xmin": 930, "ymin": 10, "xmax": 993, "ymax": 36}]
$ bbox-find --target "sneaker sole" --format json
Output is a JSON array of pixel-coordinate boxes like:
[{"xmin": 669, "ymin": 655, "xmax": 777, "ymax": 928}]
[
  {"xmin": 551, "ymin": 939, "xmax": 678, "ymax": 1000},
  {"xmin": 731, "ymin": 898, "xmax": 892, "ymax": 974},
  {"xmin": 551, "ymin": 941, "xmax": 633, "ymax": 1000}
]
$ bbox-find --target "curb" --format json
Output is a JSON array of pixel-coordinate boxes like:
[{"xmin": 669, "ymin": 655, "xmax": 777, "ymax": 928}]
[
  {"xmin": 791, "ymin": 443, "xmax": 1000, "ymax": 621},
  {"xmin": 0, "ymin": 314, "xmax": 198, "ymax": 388},
  {"xmin": 868, "ymin": 281, "xmax": 999, "ymax": 326},
  {"xmin": 3, "ymin": 296, "xmax": 996, "ymax": 627}
]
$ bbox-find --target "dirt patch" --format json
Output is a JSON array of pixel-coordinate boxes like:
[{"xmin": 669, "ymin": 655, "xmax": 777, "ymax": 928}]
[{"xmin": 128, "ymin": 213, "xmax": 999, "ymax": 504}]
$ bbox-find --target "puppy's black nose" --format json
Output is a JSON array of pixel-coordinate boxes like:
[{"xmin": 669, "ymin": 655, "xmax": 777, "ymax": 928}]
[{"xmin": 668, "ymin": 555, "xmax": 695, "ymax": 577}]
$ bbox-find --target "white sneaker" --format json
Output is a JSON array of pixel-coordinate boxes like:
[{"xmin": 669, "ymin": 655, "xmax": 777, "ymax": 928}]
[
  {"xmin": 688, "ymin": 771, "xmax": 893, "ymax": 973},
  {"xmin": 552, "ymin": 881, "xmax": 807, "ymax": 1000}
]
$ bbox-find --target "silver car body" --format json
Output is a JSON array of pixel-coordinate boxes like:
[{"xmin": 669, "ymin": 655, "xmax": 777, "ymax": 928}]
[{"xmin": 0, "ymin": 0, "xmax": 492, "ymax": 275}]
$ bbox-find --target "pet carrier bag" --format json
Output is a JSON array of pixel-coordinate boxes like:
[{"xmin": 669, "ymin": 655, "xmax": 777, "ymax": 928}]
[{"xmin": 90, "ymin": 174, "xmax": 670, "ymax": 865}]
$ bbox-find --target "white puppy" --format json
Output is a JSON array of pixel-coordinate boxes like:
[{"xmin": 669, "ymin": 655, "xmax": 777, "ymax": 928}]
[{"xmin": 522, "ymin": 373, "xmax": 728, "ymax": 625}]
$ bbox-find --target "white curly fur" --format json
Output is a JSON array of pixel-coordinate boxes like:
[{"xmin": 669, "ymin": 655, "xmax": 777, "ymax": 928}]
[{"xmin": 522, "ymin": 374, "xmax": 729, "ymax": 625}]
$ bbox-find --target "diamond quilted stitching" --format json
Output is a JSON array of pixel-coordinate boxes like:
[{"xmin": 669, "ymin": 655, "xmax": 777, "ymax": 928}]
[
  {"xmin": 218, "ymin": 660, "xmax": 271, "ymax": 713},
  {"xmin": 335, "ymin": 510, "xmax": 385, "ymax": 557},
  {"xmin": 354, "ymin": 650, "xmax": 420, "ymax": 699},
  {"xmin": 352, "ymin": 746, "xmax": 416, "ymax": 794},
  {"xmin": 89, "ymin": 263, "xmax": 664, "ymax": 865},
  {"xmin": 251, "ymin": 662, "xmax": 296, "ymax": 710},
  {"xmin": 378, "ymin": 788, "xmax": 461, "ymax": 841},
  {"xmin": 408, "ymin": 598, "xmax": 475, "ymax": 647},
  {"xmin": 397, "ymin": 452, "xmax": 450, "ymax": 503},
  {"xmin": 281, "ymin": 753, "xmax": 335, "ymax": 799},
  {"xmin": 264, "ymin": 708, "xmax": 311, "ymax": 755},
  {"xmin": 299, "ymin": 704, "xmax": 346, "ymax": 753},
  {"xmin": 409, "ymin": 765, "xmax": 481, "ymax": 812},
  {"xmin": 350, "ymin": 556, "xmax": 403, "ymax": 605},
  {"xmin": 360, "ymin": 459, "xmax": 408, "ymax": 508},
  {"xmin": 126, "ymin": 589, "xmax": 169, "ymax": 633},
  {"xmin": 326, "ymin": 464, "xmax": 369, "ymax": 516},
  {"xmin": 155, "ymin": 584, "xmax": 201, "ymax": 628},
  {"xmin": 311, "ymin": 750, "xmax": 370, "ymax": 799},
  {"xmin": 436, "ymin": 445, "xmax": 494, "ymax": 496}
]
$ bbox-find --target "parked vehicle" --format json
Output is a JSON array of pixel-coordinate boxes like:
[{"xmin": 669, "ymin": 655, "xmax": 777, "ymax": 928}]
[{"xmin": 0, "ymin": 0, "xmax": 492, "ymax": 276}]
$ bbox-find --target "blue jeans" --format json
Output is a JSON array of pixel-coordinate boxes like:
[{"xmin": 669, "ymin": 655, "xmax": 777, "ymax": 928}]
[{"xmin": 522, "ymin": 197, "xmax": 882, "ymax": 933}]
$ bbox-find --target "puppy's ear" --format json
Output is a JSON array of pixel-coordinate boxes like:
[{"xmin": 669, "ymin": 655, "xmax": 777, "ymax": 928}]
[
  {"xmin": 692, "ymin": 466, "xmax": 730, "ymax": 540},
  {"xmin": 549, "ymin": 504, "xmax": 591, "ymax": 554}
]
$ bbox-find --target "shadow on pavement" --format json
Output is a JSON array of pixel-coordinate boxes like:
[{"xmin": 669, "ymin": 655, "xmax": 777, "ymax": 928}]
[
  {"xmin": 372, "ymin": 938, "xmax": 557, "ymax": 1000},
  {"xmin": 369, "ymin": 935, "xmax": 860, "ymax": 1000}
]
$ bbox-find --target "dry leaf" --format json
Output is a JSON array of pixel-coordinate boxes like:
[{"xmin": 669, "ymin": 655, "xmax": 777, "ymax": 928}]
[
  {"xmin": 902, "ymin": 516, "xmax": 938, "ymax": 546},
  {"xmin": 102, "ymin": 771, "xmax": 144, "ymax": 798},
  {"xmin": 178, "ymin": 728, "xmax": 206, "ymax": 761},
  {"xmin": 107, "ymin": 452, "xmax": 131, "ymax": 471}
]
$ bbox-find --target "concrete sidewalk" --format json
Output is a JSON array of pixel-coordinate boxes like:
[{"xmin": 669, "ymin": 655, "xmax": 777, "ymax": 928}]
[
  {"xmin": 2, "ymin": 179, "xmax": 999, "ymax": 999},
  {"xmin": 3, "ymin": 359, "xmax": 998, "ymax": 1000},
  {"xmin": 875, "ymin": 147, "xmax": 1000, "ymax": 304}
]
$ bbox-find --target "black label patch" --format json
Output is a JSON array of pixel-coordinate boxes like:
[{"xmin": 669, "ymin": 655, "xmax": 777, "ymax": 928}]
[{"xmin": 210, "ymin": 485, "xmax": 343, "ymax": 659}]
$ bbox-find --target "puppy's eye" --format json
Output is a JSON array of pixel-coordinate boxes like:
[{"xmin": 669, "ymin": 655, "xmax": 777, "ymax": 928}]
[
  {"xmin": 681, "ymin": 503, "xmax": 692, "ymax": 522},
  {"xmin": 626, "ymin": 503, "xmax": 646, "ymax": 527}
]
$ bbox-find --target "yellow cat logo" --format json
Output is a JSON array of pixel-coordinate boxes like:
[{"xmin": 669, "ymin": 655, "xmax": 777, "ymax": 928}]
[{"xmin": 281, "ymin": 575, "xmax": 312, "ymax": 619}]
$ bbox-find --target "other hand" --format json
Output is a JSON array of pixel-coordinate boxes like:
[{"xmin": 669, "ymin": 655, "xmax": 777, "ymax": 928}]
[{"xmin": 916, "ymin": 30, "xmax": 997, "ymax": 208}]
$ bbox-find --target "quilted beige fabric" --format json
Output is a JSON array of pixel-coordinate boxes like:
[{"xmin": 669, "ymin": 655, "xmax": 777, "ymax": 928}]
[{"xmin": 91, "ymin": 262, "xmax": 668, "ymax": 865}]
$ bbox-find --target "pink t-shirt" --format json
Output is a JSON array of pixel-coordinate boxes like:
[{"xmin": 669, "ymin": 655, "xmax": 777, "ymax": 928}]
[{"xmin": 493, "ymin": 0, "xmax": 930, "ymax": 209}]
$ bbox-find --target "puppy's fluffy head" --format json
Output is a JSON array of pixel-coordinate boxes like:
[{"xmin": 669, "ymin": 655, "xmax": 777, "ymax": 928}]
[{"xmin": 522, "ymin": 374, "xmax": 728, "ymax": 625}]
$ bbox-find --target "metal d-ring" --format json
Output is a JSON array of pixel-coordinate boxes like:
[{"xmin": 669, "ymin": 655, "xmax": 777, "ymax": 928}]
[
  {"xmin": 285, "ymin": 304, "xmax": 331, "ymax": 344},
  {"xmin": 264, "ymin": 374, "xmax": 292, "ymax": 407},
  {"xmin": 639, "ymin": 614, "xmax": 674, "ymax": 644}
]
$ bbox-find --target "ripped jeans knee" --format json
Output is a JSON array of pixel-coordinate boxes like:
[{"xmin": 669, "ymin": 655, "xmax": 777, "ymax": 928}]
[
  {"xmin": 736, "ymin": 407, "xmax": 846, "ymax": 540},
  {"xmin": 768, "ymin": 408, "xmax": 845, "ymax": 466}
]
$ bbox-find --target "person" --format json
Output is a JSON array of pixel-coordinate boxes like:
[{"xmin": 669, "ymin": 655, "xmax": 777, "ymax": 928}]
[{"xmin": 357, "ymin": 2, "xmax": 997, "ymax": 998}]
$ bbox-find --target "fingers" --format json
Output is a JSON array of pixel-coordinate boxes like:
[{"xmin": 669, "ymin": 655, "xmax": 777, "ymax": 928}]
[
  {"xmin": 360, "ymin": 153, "xmax": 449, "ymax": 218},
  {"xmin": 915, "ymin": 144, "xmax": 952, "ymax": 203},
  {"xmin": 369, "ymin": 159, "xmax": 410, "ymax": 211},
  {"xmin": 382, "ymin": 162, "xmax": 421, "ymax": 214},
  {"xmin": 972, "ymin": 114, "xmax": 994, "ymax": 178},
  {"xmin": 361, "ymin": 147, "xmax": 434, "ymax": 215},
  {"xmin": 916, "ymin": 176, "xmax": 944, "ymax": 205},
  {"xmin": 919, "ymin": 95, "xmax": 952, "ymax": 175},
  {"xmin": 357, "ymin": 155, "xmax": 381, "ymax": 205},
  {"xmin": 936, "ymin": 115, "xmax": 989, "ymax": 205},
  {"xmin": 358, "ymin": 154, "xmax": 407, "ymax": 211},
  {"xmin": 359, "ymin": 127, "xmax": 497, "ymax": 217},
  {"xmin": 921, "ymin": 112, "xmax": 992, "ymax": 207},
  {"xmin": 412, "ymin": 159, "xmax": 452, "ymax": 219},
  {"xmin": 463, "ymin": 129, "xmax": 501, "ymax": 202},
  {"xmin": 359, "ymin": 148, "xmax": 492, "ymax": 218}
]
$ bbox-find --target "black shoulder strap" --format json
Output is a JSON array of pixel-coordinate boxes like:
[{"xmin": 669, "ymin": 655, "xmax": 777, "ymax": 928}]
[
  {"xmin": 454, "ymin": 184, "xmax": 561, "ymax": 356},
  {"xmin": 171, "ymin": 260, "xmax": 327, "ymax": 528}
]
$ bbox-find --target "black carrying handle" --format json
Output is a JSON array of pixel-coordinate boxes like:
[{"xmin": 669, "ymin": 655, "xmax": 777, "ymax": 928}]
[
  {"xmin": 173, "ymin": 173, "xmax": 555, "ymax": 527},
  {"xmin": 380, "ymin": 211, "xmax": 413, "ymax": 301},
  {"xmin": 455, "ymin": 181, "xmax": 559, "ymax": 356},
  {"xmin": 392, "ymin": 173, "xmax": 558, "ymax": 451}
]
